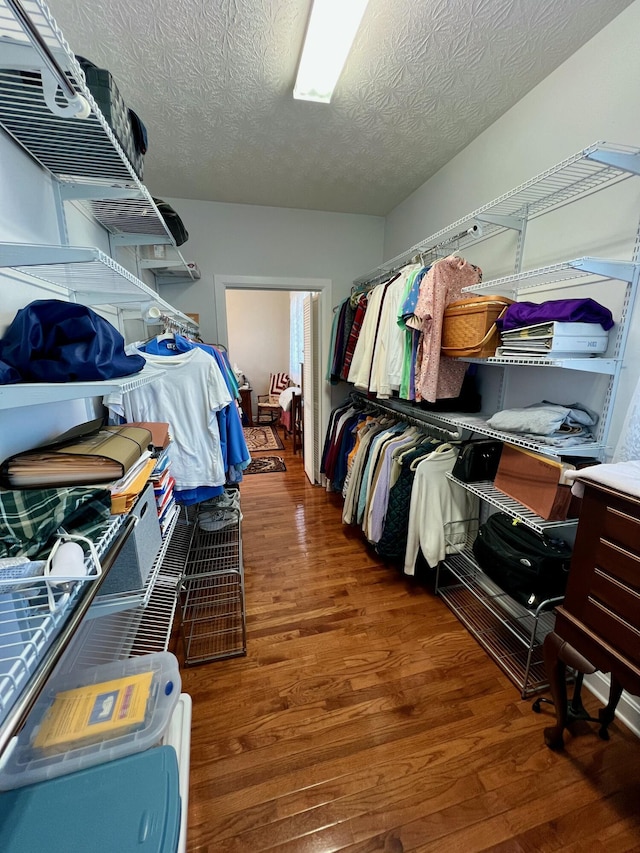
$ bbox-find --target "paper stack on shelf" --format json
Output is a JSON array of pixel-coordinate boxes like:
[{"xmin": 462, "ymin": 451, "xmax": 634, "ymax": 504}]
[
  {"xmin": 496, "ymin": 321, "xmax": 609, "ymax": 358},
  {"xmin": 110, "ymin": 456, "xmax": 156, "ymax": 514}
]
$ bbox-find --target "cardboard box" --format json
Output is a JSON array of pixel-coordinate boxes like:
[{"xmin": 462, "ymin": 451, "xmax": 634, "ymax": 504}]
[
  {"xmin": 126, "ymin": 421, "xmax": 170, "ymax": 450},
  {"xmin": 493, "ymin": 444, "xmax": 577, "ymax": 521}
]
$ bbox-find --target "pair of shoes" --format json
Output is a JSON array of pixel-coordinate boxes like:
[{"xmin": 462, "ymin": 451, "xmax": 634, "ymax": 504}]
[
  {"xmin": 200, "ymin": 489, "xmax": 240, "ymax": 510},
  {"xmin": 198, "ymin": 507, "xmax": 242, "ymax": 532},
  {"xmin": 219, "ymin": 489, "xmax": 241, "ymax": 509}
]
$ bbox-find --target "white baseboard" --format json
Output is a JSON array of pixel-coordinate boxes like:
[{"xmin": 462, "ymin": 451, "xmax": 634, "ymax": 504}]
[{"xmin": 584, "ymin": 672, "xmax": 640, "ymax": 739}]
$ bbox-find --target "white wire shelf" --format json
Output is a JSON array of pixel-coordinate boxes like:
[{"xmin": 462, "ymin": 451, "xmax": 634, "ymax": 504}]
[
  {"xmin": 446, "ymin": 474, "xmax": 578, "ymax": 534},
  {"xmin": 438, "ymin": 544, "xmax": 562, "ymax": 697},
  {"xmin": 0, "ymin": 364, "xmax": 161, "ymax": 410},
  {"xmin": 424, "ymin": 412, "xmax": 605, "ymax": 459},
  {"xmin": 354, "ymin": 142, "xmax": 640, "ymax": 286},
  {"xmin": 464, "ymin": 355, "xmax": 618, "ymax": 375},
  {"xmin": 0, "ymin": 243, "xmax": 197, "ymax": 320},
  {"xmin": 0, "ymin": 511, "xmax": 127, "ymax": 749},
  {"xmin": 461, "ymin": 257, "xmax": 638, "ymax": 295},
  {"xmin": 0, "ymin": 1, "xmax": 175, "ymax": 243},
  {"xmin": 88, "ymin": 503, "xmax": 181, "ymax": 620},
  {"xmin": 349, "ymin": 393, "xmax": 605, "ymax": 458},
  {"xmin": 437, "ymin": 582, "xmax": 551, "ymax": 698},
  {"xmin": 57, "ymin": 505, "xmax": 188, "ymax": 669}
]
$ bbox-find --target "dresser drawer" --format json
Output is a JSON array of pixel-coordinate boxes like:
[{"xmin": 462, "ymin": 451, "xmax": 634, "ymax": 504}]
[
  {"xmin": 602, "ymin": 505, "xmax": 640, "ymax": 555},
  {"xmin": 590, "ymin": 568, "xmax": 640, "ymax": 628},
  {"xmin": 594, "ymin": 539, "xmax": 640, "ymax": 593},
  {"xmin": 582, "ymin": 597, "xmax": 640, "ymax": 667}
]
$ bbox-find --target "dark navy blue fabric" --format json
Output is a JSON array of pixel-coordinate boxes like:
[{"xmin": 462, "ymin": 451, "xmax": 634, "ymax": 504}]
[{"xmin": 0, "ymin": 300, "xmax": 145, "ymax": 384}]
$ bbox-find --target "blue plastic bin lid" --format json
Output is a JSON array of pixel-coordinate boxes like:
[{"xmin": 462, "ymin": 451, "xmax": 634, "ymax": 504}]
[{"xmin": 0, "ymin": 746, "xmax": 180, "ymax": 853}]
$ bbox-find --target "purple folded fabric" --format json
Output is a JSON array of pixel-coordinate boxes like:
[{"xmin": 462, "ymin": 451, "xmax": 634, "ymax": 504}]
[{"xmin": 498, "ymin": 298, "xmax": 614, "ymax": 331}]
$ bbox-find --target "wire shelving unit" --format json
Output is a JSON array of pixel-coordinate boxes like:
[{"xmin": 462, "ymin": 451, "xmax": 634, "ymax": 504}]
[{"xmin": 436, "ymin": 530, "xmax": 562, "ymax": 699}]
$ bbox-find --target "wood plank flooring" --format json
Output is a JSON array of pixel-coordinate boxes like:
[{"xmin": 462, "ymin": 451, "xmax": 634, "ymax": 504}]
[{"xmin": 175, "ymin": 438, "xmax": 640, "ymax": 853}]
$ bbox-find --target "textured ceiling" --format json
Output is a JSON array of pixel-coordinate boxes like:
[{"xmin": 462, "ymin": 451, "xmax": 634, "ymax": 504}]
[{"xmin": 46, "ymin": 0, "xmax": 633, "ymax": 215}]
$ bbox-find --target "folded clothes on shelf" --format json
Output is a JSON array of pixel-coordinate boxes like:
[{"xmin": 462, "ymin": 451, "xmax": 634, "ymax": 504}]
[
  {"xmin": 0, "ymin": 487, "xmax": 112, "ymax": 559},
  {"xmin": 486, "ymin": 400, "xmax": 599, "ymax": 447},
  {"xmin": 497, "ymin": 297, "xmax": 614, "ymax": 332}
]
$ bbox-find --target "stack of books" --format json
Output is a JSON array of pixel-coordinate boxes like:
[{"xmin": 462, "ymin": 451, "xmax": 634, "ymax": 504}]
[
  {"xmin": 496, "ymin": 321, "xmax": 609, "ymax": 359},
  {"xmin": 150, "ymin": 446, "xmax": 176, "ymax": 535}
]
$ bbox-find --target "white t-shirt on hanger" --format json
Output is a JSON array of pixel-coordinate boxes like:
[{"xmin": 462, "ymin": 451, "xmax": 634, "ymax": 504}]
[{"xmin": 106, "ymin": 347, "xmax": 232, "ymax": 490}]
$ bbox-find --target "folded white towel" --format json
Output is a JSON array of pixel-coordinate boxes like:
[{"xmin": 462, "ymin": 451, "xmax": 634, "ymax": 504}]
[{"xmin": 564, "ymin": 460, "xmax": 640, "ymax": 499}]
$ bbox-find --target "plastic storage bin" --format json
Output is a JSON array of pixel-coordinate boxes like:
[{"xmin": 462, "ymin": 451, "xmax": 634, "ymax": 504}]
[
  {"xmin": 0, "ymin": 745, "xmax": 180, "ymax": 853},
  {"xmin": 0, "ymin": 652, "xmax": 180, "ymax": 790}
]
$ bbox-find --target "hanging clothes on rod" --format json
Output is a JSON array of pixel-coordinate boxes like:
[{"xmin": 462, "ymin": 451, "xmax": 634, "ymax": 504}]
[
  {"xmin": 106, "ymin": 332, "xmax": 249, "ymax": 504},
  {"xmin": 409, "ymin": 254, "xmax": 482, "ymax": 403},
  {"xmin": 137, "ymin": 333, "xmax": 250, "ymax": 501},
  {"xmin": 322, "ymin": 394, "xmax": 476, "ymax": 575}
]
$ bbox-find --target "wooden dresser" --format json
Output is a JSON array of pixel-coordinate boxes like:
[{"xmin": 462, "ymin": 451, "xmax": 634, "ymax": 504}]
[{"xmin": 543, "ymin": 481, "xmax": 640, "ymax": 749}]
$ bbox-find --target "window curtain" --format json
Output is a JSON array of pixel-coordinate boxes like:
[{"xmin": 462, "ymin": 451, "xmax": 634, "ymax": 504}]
[
  {"xmin": 289, "ymin": 292, "xmax": 308, "ymax": 385},
  {"xmin": 614, "ymin": 372, "xmax": 640, "ymax": 461}
]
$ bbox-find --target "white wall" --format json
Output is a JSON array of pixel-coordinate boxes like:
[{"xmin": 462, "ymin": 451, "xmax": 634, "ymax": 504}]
[
  {"xmin": 0, "ymin": 134, "xmax": 110, "ymax": 461},
  {"xmin": 155, "ymin": 198, "xmax": 384, "ymax": 430},
  {"xmin": 383, "ymin": 0, "xmax": 640, "ymax": 454},
  {"xmin": 156, "ymin": 199, "xmax": 384, "ymax": 344},
  {"xmin": 226, "ymin": 289, "xmax": 291, "ymax": 412}
]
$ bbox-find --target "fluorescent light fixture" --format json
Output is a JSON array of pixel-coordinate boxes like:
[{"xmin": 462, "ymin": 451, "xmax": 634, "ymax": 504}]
[{"xmin": 294, "ymin": 0, "xmax": 369, "ymax": 103}]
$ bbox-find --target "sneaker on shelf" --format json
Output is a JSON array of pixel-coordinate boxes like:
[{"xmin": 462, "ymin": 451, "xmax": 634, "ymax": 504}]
[{"xmin": 198, "ymin": 507, "xmax": 242, "ymax": 532}]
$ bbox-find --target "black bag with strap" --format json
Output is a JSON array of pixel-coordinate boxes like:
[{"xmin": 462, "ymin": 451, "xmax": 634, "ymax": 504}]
[
  {"xmin": 472, "ymin": 512, "xmax": 572, "ymax": 609},
  {"xmin": 451, "ymin": 438, "xmax": 503, "ymax": 482}
]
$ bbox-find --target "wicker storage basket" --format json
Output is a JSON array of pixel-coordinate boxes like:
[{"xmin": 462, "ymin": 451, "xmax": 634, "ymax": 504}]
[{"xmin": 441, "ymin": 295, "xmax": 514, "ymax": 359}]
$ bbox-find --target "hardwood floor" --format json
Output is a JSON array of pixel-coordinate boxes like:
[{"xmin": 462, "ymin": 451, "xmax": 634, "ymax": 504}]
[{"xmin": 176, "ymin": 438, "xmax": 640, "ymax": 853}]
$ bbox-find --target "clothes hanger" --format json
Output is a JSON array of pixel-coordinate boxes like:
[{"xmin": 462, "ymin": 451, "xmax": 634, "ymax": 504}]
[{"xmin": 155, "ymin": 331, "xmax": 175, "ymax": 343}]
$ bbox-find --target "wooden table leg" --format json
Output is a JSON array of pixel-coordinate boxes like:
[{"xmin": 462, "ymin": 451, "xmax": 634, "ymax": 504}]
[
  {"xmin": 542, "ymin": 631, "xmax": 598, "ymax": 750},
  {"xmin": 598, "ymin": 676, "xmax": 624, "ymax": 740},
  {"xmin": 543, "ymin": 631, "xmax": 569, "ymax": 750}
]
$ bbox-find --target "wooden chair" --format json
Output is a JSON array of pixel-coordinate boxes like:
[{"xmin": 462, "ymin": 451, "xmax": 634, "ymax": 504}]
[{"xmin": 256, "ymin": 372, "xmax": 290, "ymax": 424}]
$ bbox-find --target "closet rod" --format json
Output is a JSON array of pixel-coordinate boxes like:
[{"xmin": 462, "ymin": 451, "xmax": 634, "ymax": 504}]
[
  {"xmin": 351, "ymin": 392, "xmax": 463, "ymax": 442},
  {"xmin": 355, "ymin": 223, "xmax": 484, "ymax": 289},
  {"xmin": 159, "ymin": 312, "xmax": 198, "ymax": 336}
]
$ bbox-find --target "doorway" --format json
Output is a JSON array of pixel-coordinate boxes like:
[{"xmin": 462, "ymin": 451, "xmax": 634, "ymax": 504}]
[{"xmin": 215, "ymin": 274, "xmax": 331, "ymax": 483}]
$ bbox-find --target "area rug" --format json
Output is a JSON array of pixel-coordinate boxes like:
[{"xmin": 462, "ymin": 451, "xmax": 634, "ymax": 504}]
[
  {"xmin": 243, "ymin": 425, "xmax": 284, "ymax": 452},
  {"xmin": 244, "ymin": 455, "xmax": 287, "ymax": 475}
]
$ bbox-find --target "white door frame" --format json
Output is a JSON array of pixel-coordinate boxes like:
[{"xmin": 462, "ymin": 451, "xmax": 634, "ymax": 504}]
[{"xmin": 213, "ymin": 273, "xmax": 332, "ymax": 453}]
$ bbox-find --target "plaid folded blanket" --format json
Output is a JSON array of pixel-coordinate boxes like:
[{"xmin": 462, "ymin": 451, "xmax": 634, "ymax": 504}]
[{"xmin": 0, "ymin": 487, "xmax": 112, "ymax": 559}]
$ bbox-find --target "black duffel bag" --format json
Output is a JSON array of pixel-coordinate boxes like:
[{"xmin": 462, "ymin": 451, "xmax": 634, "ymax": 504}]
[
  {"xmin": 472, "ymin": 512, "xmax": 572, "ymax": 609},
  {"xmin": 153, "ymin": 198, "xmax": 189, "ymax": 246}
]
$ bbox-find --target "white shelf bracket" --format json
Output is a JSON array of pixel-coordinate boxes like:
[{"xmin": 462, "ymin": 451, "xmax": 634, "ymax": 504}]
[
  {"xmin": 587, "ymin": 148, "xmax": 640, "ymax": 176},
  {"xmin": 0, "ymin": 244, "xmax": 97, "ymax": 266},
  {"xmin": 112, "ymin": 234, "xmax": 173, "ymax": 247},
  {"xmin": 0, "ymin": 38, "xmax": 88, "ymax": 119},
  {"xmin": 569, "ymin": 258, "xmax": 637, "ymax": 282},
  {"xmin": 76, "ymin": 291, "xmax": 148, "ymax": 306},
  {"xmin": 475, "ymin": 213, "xmax": 525, "ymax": 232},
  {"xmin": 59, "ymin": 184, "xmax": 142, "ymax": 202}
]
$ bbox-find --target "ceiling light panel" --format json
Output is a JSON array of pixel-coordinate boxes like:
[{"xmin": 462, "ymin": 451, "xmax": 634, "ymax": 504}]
[{"xmin": 293, "ymin": 0, "xmax": 369, "ymax": 104}]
